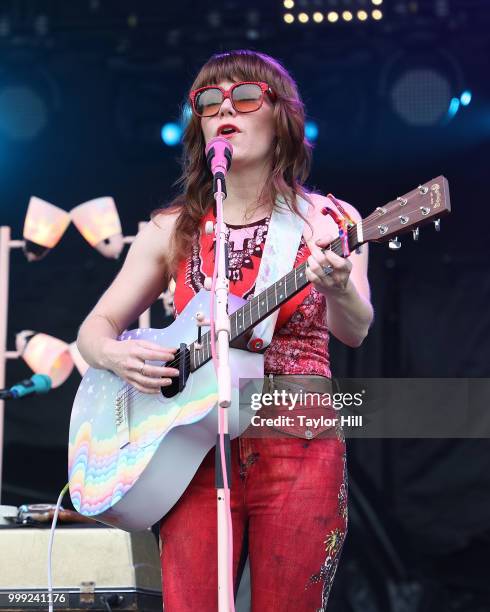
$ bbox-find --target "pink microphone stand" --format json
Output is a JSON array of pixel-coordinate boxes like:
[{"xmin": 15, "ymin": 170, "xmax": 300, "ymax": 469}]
[{"xmin": 204, "ymin": 137, "xmax": 236, "ymax": 611}]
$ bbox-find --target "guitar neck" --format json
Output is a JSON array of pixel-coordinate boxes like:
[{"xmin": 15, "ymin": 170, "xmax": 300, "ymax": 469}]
[
  {"xmin": 185, "ymin": 175, "xmax": 451, "ymax": 373},
  {"xmin": 189, "ymin": 223, "xmax": 363, "ymax": 371}
]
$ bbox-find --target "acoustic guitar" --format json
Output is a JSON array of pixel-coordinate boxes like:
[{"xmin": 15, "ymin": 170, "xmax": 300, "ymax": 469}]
[{"xmin": 68, "ymin": 177, "xmax": 450, "ymax": 531}]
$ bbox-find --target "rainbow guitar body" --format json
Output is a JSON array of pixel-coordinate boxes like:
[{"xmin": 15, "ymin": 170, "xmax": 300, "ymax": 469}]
[{"xmin": 68, "ymin": 290, "xmax": 263, "ymax": 532}]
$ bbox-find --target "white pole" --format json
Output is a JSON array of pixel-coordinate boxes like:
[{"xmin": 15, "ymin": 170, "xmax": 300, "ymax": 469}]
[{"xmin": 0, "ymin": 227, "xmax": 12, "ymax": 503}]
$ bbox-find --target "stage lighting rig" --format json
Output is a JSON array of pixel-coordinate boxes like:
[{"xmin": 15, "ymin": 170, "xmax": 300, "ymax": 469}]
[
  {"xmin": 0, "ymin": 210, "xmax": 173, "ymax": 501},
  {"xmin": 282, "ymin": 0, "xmax": 383, "ymax": 24}
]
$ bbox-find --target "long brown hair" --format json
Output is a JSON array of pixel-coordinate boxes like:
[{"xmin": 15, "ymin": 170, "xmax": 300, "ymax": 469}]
[{"xmin": 154, "ymin": 49, "xmax": 313, "ymax": 274}]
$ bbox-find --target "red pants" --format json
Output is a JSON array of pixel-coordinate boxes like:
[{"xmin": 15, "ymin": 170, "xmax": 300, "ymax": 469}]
[{"xmin": 159, "ymin": 433, "xmax": 347, "ymax": 611}]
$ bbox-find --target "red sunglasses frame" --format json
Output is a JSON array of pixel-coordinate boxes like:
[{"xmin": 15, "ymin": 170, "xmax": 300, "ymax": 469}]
[{"xmin": 189, "ymin": 81, "xmax": 276, "ymax": 117}]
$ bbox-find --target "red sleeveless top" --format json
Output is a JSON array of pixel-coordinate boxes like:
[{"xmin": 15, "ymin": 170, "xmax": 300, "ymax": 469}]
[{"xmin": 173, "ymin": 208, "xmax": 331, "ymax": 377}]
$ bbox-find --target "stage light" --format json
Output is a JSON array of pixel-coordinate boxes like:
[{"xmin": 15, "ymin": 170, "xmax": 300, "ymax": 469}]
[
  {"xmin": 372, "ymin": 9, "xmax": 383, "ymax": 20},
  {"xmin": 372, "ymin": 0, "xmax": 383, "ymax": 5},
  {"xmin": 70, "ymin": 197, "xmax": 124, "ymax": 259},
  {"xmin": 391, "ymin": 68, "xmax": 452, "ymax": 126},
  {"xmin": 22, "ymin": 197, "xmax": 71, "ymax": 262},
  {"xmin": 305, "ymin": 121, "xmax": 319, "ymax": 142},
  {"xmin": 284, "ymin": 13, "xmax": 295, "ymax": 23},
  {"xmin": 0, "ymin": 86, "xmax": 48, "ymax": 142},
  {"xmin": 460, "ymin": 90, "xmax": 472, "ymax": 106},
  {"xmin": 313, "ymin": 12, "xmax": 324, "ymax": 23},
  {"xmin": 18, "ymin": 332, "xmax": 74, "ymax": 388},
  {"xmin": 283, "ymin": 0, "xmax": 294, "ymax": 8},
  {"xmin": 327, "ymin": 11, "xmax": 339, "ymax": 22},
  {"xmin": 381, "ymin": 39, "xmax": 465, "ymax": 128},
  {"xmin": 447, "ymin": 97, "xmax": 460, "ymax": 120},
  {"xmin": 161, "ymin": 122, "xmax": 182, "ymax": 146},
  {"xmin": 298, "ymin": 13, "xmax": 309, "ymax": 23},
  {"xmin": 357, "ymin": 10, "xmax": 368, "ymax": 21},
  {"xmin": 342, "ymin": 11, "xmax": 353, "ymax": 21}
]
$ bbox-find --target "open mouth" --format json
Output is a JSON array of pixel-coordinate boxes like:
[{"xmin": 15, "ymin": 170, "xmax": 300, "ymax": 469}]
[{"xmin": 217, "ymin": 125, "xmax": 240, "ymax": 137}]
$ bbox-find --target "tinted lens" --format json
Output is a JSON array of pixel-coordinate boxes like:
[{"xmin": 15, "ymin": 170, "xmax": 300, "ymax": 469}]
[
  {"xmin": 195, "ymin": 88, "xmax": 224, "ymax": 116},
  {"xmin": 232, "ymin": 83, "xmax": 263, "ymax": 112}
]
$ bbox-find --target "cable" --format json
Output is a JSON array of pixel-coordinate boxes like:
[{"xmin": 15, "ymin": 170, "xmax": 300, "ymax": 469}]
[{"xmin": 47, "ymin": 482, "xmax": 69, "ymax": 612}]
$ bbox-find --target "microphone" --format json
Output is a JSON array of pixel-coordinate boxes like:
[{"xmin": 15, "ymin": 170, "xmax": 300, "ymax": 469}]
[
  {"xmin": 205, "ymin": 136, "xmax": 233, "ymax": 195},
  {"xmin": 0, "ymin": 374, "xmax": 52, "ymax": 400}
]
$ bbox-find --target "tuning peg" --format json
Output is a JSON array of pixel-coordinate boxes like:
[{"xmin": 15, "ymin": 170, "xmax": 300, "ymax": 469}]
[
  {"xmin": 434, "ymin": 219, "xmax": 441, "ymax": 232},
  {"xmin": 412, "ymin": 227, "xmax": 419, "ymax": 241},
  {"xmin": 205, "ymin": 221, "xmax": 214, "ymax": 235},
  {"xmin": 388, "ymin": 237, "xmax": 401, "ymax": 250}
]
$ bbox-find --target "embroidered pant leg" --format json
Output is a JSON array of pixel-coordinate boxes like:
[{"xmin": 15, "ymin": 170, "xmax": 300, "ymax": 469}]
[{"xmin": 243, "ymin": 435, "xmax": 348, "ymax": 612}]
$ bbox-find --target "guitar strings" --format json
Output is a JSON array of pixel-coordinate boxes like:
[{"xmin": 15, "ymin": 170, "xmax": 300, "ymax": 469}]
[{"xmin": 117, "ymin": 205, "xmax": 421, "ymax": 403}]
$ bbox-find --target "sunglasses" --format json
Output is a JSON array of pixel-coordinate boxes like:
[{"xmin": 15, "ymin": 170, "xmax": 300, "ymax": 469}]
[{"xmin": 189, "ymin": 81, "xmax": 275, "ymax": 118}]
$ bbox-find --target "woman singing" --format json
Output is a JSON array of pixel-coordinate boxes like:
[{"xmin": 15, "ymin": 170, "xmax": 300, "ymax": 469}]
[{"xmin": 77, "ymin": 49, "xmax": 373, "ymax": 611}]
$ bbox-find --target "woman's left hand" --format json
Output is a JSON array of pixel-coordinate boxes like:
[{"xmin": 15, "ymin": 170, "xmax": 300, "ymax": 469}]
[{"xmin": 305, "ymin": 236, "xmax": 353, "ymax": 295}]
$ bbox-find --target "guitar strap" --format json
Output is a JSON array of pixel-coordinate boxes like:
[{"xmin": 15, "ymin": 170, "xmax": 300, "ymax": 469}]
[{"xmin": 247, "ymin": 195, "xmax": 309, "ymax": 352}]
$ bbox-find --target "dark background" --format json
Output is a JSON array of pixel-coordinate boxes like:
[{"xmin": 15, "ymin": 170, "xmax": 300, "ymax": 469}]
[{"xmin": 1, "ymin": 1, "xmax": 490, "ymax": 610}]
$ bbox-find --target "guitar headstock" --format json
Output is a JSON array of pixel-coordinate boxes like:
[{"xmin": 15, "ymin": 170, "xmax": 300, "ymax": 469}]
[{"xmin": 359, "ymin": 176, "xmax": 451, "ymax": 247}]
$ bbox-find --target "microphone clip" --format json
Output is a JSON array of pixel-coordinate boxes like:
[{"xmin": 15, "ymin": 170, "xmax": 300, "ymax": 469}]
[{"xmin": 212, "ymin": 173, "xmax": 227, "ymax": 198}]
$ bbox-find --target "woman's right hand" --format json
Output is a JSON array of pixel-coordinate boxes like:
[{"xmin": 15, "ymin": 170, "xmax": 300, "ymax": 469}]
[{"xmin": 101, "ymin": 338, "xmax": 179, "ymax": 394}]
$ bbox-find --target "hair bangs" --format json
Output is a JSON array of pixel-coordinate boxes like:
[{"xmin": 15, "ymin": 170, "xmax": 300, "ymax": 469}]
[{"xmin": 191, "ymin": 50, "xmax": 285, "ymax": 92}]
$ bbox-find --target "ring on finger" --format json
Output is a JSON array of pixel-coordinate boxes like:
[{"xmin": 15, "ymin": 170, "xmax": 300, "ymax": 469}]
[
  {"xmin": 140, "ymin": 364, "xmax": 145, "ymax": 377},
  {"xmin": 322, "ymin": 264, "xmax": 334, "ymax": 277}
]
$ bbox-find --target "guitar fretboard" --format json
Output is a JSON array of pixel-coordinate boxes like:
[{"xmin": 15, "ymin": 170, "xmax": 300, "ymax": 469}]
[{"xmin": 189, "ymin": 222, "xmax": 361, "ymax": 371}]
